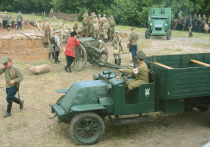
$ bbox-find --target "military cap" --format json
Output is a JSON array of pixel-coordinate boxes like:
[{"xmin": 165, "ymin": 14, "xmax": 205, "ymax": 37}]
[
  {"xmin": 103, "ymin": 14, "xmax": 106, "ymax": 16},
  {"xmin": 53, "ymin": 28, "xmax": 58, "ymax": 31},
  {"xmin": 110, "ymin": 15, "xmax": 114, "ymax": 19},
  {"xmin": 131, "ymin": 28, "xmax": 135, "ymax": 30},
  {"xmin": 137, "ymin": 50, "xmax": 146, "ymax": 60},
  {"xmin": 55, "ymin": 30, "xmax": 60, "ymax": 33},
  {"xmin": 4, "ymin": 11, "xmax": 7, "ymax": 13},
  {"xmin": 115, "ymin": 31, "xmax": 119, "ymax": 34},
  {"xmin": 0, "ymin": 56, "xmax": 8, "ymax": 65},
  {"xmin": 98, "ymin": 14, "xmax": 101, "ymax": 17},
  {"xmin": 59, "ymin": 25, "xmax": 62, "ymax": 28},
  {"xmin": 189, "ymin": 15, "xmax": 192, "ymax": 18}
]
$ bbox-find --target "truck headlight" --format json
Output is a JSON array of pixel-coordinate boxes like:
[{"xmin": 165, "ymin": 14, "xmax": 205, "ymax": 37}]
[
  {"xmin": 150, "ymin": 23, "xmax": 153, "ymax": 26},
  {"xmin": 165, "ymin": 23, "xmax": 168, "ymax": 26},
  {"xmin": 93, "ymin": 75, "xmax": 98, "ymax": 80},
  {"xmin": 106, "ymin": 84, "xmax": 112, "ymax": 92}
]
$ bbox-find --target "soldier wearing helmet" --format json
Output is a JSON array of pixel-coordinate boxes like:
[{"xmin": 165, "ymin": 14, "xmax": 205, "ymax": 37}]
[{"xmin": 119, "ymin": 50, "xmax": 149, "ymax": 95}]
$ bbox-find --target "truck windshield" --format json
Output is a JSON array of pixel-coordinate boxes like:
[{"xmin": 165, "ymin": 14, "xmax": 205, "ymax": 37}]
[{"xmin": 152, "ymin": 17, "xmax": 167, "ymax": 19}]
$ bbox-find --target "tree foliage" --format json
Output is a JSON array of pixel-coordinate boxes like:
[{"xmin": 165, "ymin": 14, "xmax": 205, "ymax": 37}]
[{"xmin": 0, "ymin": 0, "xmax": 210, "ymax": 27}]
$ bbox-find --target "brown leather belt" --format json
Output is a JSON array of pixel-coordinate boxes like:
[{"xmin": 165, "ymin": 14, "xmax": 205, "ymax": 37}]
[{"xmin": 6, "ymin": 81, "xmax": 10, "ymax": 83}]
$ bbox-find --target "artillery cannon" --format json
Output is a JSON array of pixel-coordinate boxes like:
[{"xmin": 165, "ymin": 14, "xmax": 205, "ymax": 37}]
[{"xmin": 72, "ymin": 37, "xmax": 129, "ymax": 71}]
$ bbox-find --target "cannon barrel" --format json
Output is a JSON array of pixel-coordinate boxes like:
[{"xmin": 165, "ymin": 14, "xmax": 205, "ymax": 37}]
[{"xmin": 90, "ymin": 45, "xmax": 102, "ymax": 54}]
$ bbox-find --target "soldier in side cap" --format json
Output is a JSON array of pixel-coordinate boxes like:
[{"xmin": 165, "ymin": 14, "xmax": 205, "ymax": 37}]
[
  {"xmin": 16, "ymin": 10, "xmax": 23, "ymax": 30},
  {"xmin": 44, "ymin": 18, "xmax": 51, "ymax": 48},
  {"xmin": 118, "ymin": 50, "xmax": 149, "ymax": 96},
  {"xmin": 112, "ymin": 31, "xmax": 122, "ymax": 65},
  {"xmin": 0, "ymin": 56, "xmax": 24, "ymax": 118}
]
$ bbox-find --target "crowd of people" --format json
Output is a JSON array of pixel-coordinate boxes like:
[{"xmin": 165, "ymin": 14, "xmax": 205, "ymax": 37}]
[{"xmin": 1, "ymin": 11, "xmax": 23, "ymax": 31}]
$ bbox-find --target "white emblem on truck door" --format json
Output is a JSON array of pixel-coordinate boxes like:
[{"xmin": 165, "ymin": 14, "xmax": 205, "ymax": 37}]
[{"xmin": 145, "ymin": 88, "xmax": 150, "ymax": 97}]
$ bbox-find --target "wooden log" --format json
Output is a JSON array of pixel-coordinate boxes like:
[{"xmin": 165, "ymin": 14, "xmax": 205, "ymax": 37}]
[
  {"xmin": 53, "ymin": 16, "xmax": 68, "ymax": 30},
  {"xmin": 35, "ymin": 20, "xmax": 43, "ymax": 34},
  {"xmin": 154, "ymin": 62, "xmax": 173, "ymax": 69},
  {"xmin": 190, "ymin": 60, "xmax": 210, "ymax": 66}
]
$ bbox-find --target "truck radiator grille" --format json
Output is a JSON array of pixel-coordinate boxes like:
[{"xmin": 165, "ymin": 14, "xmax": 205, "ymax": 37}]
[{"xmin": 155, "ymin": 28, "xmax": 162, "ymax": 31}]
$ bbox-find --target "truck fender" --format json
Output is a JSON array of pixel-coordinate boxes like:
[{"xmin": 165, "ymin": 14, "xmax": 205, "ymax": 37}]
[{"xmin": 71, "ymin": 104, "xmax": 115, "ymax": 125}]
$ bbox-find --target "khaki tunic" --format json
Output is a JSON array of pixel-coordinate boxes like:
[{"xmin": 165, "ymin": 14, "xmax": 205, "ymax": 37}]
[
  {"xmin": 44, "ymin": 22, "xmax": 51, "ymax": 42},
  {"xmin": 73, "ymin": 22, "xmax": 78, "ymax": 32},
  {"xmin": 129, "ymin": 32, "xmax": 139, "ymax": 45},
  {"xmin": 2, "ymin": 14, "xmax": 8, "ymax": 20},
  {"xmin": 109, "ymin": 20, "xmax": 116, "ymax": 37},
  {"xmin": 0, "ymin": 65, "xmax": 23, "ymax": 88},
  {"xmin": 112, "ymin": 36, "xmax": 122, "ymax": 59},
  {"xmin": 178, "ymin": 13, "xmax": 183, "ymax": 19},
  {"xmin": 102, "ymin": 23, "xmax": 110, "ymax": 39},
  {"xmin": 123, "ymin": 61, "xmax": 149, "ymax": 90}
]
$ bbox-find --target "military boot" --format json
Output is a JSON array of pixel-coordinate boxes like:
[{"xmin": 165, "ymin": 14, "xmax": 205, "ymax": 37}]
[
  {"xmin": 52, "ymin": 52, "xmax": 55, "ymax": 59},
  {"xmin": 48, "ymin": 53, "xmax": 52, "ymax": 61},
  {"xmin": 191, "ymin": 32, "xmax": 193, "ymax": 37},
  {"xmin": 13, "ymin": 98, "xmax": 24, "ymax": 110},
  {"xmin": 4, "ymin": 103, "xmax": 12, "ymax": 118},
  {"xmin": 68, "ymin": 66, "xmax": 72, "ymax": 73},
  {"xmin": 115, "ymin": 59, "xmax": 118, "ymax": 65},
  {"xmin": 64, "ymin": 65, "xmax": 68, "ymax": 72},
  {"xmin": 118, "ymin": 59, "xmax": 121, "ymax": 65}
]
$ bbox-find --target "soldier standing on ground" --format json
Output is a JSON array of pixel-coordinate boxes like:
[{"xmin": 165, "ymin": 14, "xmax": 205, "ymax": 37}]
[
  {"xmin": 129, "ymin": 28, "xmax": 139, "ymax": 63},
  {"xmin": 82, "ymin": 17, "xmax": 87, "ymax": 37},
  {"xmin": 118, "ymin": 50, "xmax": 149, "ymax": 96},
  {"xmin": 92, "ymin": 20, "xmax": 100, "ymax": 40},
  {"xmin": 16, "ymin": 11, "xmax": 23, "ymax": 30},
  {"xmin": 193, "ymin": 13, "xmax": 197, "ymax": 21},
  {"xmin": 73, "ymin": 20, "xmax": 78, "ymax": 32},
  {"xmin": 2, "ymin": 11, "xmax": 8, "ymax": 29},
  {"xmin": 88, "ymin": 17, "xmax": 93, "ymax": 37},
  {"xmin": 44, "ymin": 18, "xmax": 51, "ymax": 48},
  {"xmin": 54, "ymin": 30, "xmax": 61, "ymax": 64},
  {"xmin": 112, "ymin": 31, "xmax": 122, "ymax": 65},
  {"xmin": 98, "ymin": 14, "xmax": 103, "ymax": 39},
  {"xmin": 0, "ymin": 57, "xmax": 24, "ymax": 118},
  {"xmin": 48, "ymin": 29, "xmax": 56, "ymax": 61},
  {"xmin": 198, "ymin": 14, "xmax": 202, "ymax": 23},
  {"xmin": 109, "ymin": 15, "xmax": 116, "ymax": 42},
  {"xmin": 102, "ymin": 19, "xmax": 110, "ymax": 43},
  {"xmin": 188, "ymin": 15, "xmax": 193, "ymax": 37},
  {"xmin": 50, "ymin": 8, "xmax": 53, "ymax": 13}
]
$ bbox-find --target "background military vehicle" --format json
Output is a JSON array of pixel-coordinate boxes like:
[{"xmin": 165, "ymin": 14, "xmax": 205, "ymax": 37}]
[
  {"xmin": 50, "ymin": 53, "xmax": 210, "ymax": 145},
  {"xmin": 145, "ymin": 7, "xmax": 172, "ymax": 40}
]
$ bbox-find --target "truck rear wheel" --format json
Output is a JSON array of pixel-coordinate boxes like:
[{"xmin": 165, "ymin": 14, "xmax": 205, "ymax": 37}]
[
  {"xmin": 145, "ymin": 29, "xmax": 151, "ymax": 39},
  {"xmin": 69, "ymin": 112, "xmax": 105, "ymax": 145},
  {"xmin": 166, "ymin": 29, "xmax": 171, "ymax": 40}
]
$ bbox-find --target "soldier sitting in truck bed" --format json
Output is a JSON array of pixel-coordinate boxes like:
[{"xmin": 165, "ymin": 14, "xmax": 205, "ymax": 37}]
[{"xmin": 119, "ymin": 50, "xmax": 149, "ymax": 96}]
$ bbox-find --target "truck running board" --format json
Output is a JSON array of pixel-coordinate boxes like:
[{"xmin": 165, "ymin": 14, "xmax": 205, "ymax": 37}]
[{"xmin": 113, "ymin": 116, "xmax": 153, "ymax": 125}]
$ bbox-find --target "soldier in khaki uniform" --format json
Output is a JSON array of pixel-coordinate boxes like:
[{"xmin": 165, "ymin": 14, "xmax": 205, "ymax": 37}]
[
  {"xmin": 102, "ymin": 19, "xmax": 110, "ymax": 43},
  {"xmin": 50, "ymin": 8, "xmax": 53, "ymax": 13},
  {"xmin": 178, "ymin": 11, "xmax": 184, "ymax": 25},
  {"xmin": 73, "ymin": 20, "xmax": 78, "ymax": 32},
  {"xmin": 82, "ymin": 17, "xmax": 88, "ymax": 37},
  {"xmin": 92, "ymin": 20, "xmax": 100, "ymax": 40},
  {"xmin": 98, "ymin": 14, "xmax": 103, "ymax": 39},
  {"xmin": 203, "ymin": 15, "xmax": 207, "ymax": 23},
  {"xmin": 108, "ymin": 15, "xmax": 116, "ymax": 41},
  {"xmin": 44, "ymin": 18, "xmax": 51, "ymax": 48},
  {"xmin": 119, "ymin": 50, "xmax": 149, "ymax": 95},
  {"xmin": 0, "ymin": 57, "xmax": 24, "ymax": 118},
  {"xmin": 2, "ymin": 11, "xmax": 8, "ymax": 29},
  {"xmin": 198, "ymin": 14, "xmax": 202, "ymax": 23},
  {"xmin": 129, "ymin": 28, "xmax": 139, "ymax": 62},
  {"xmin": 88, "ymin": 17, "xmax": 93, "ymax": 37},
  {"xmin": 112, "ymin": 31, "xmax": 122, "ymax": 65},
  {"xmin": 16, "ymin": 11, "xmax": 23, "ymax": 30},
  {"xmin": 188, "ymin": 15, "xmax": 193, "ymax": 37}
]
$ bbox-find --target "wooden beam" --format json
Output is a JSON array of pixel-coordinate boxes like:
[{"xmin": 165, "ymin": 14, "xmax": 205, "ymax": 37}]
[
  {"xmin": 190, "ymin": 60, "xmax": 210, "ymax": 66},
  {"xmin": 154, "ymin": 62, "xmax": 173, "ymax": 69}
]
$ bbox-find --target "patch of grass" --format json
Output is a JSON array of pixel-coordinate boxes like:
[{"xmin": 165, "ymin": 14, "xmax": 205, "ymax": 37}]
[
  {"xmin": 193, "ymin": 42, "xmax": 210, "ymax": 49},
  {"xmin": 175, "ymin": 49, "xmax": 183, "ymax": 52}
]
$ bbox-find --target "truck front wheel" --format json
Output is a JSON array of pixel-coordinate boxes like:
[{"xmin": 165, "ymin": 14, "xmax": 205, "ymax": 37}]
[
  {"xmin": 145, "ymin": 29, "xmax": 151, "ymax": 39},
  {"xmin": 69, "ymin": 112, "xmax": 105, "ymax": 145}
]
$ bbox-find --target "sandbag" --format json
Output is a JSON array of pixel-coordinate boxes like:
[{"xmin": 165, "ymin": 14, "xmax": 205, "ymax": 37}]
[
  {"xmin": 28, "ymin": 64, "xmax": 51, "ymax": 74},
  {"xmin": 13, "ymin": 35, "xmax": 23, "ymax": 40}
]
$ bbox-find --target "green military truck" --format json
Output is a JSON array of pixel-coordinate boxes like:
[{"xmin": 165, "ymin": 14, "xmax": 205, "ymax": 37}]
[
  {"xmin": 145, "ymin": 7, "xmax": 172, "ymax": 40},
  {"xmin": 50, "ymin": 53, "xmax": 210, "ymax": 145}
]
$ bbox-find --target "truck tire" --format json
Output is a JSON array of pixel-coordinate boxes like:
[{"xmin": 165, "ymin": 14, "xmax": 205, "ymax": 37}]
[
  {"xmin": 166, "ymin": 29, "xmax": 171, "ymax": 40},
  {"xmin": 145, "ymin": 29, "xmax": 151, "ymax": 39},
  {"xmin": 69, "ymin": 112, "xmax": 105, "ymax": 145},
  {"xmin": 197, "ymin": 106, "xmax": 208, "ymax": 112}
]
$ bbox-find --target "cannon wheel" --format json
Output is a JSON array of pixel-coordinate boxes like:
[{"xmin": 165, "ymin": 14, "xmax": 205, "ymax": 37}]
[
  {"xmin": 72, "ymin": 44, "xmax": 87, "ymax": 72},
  {"xmin": 99, "ymin": 41, "xmax": 109, "ymax": 62},
  {"xmin": 69, "ymin": 112, "xmax": 105, "ymax": 145},
  {"xmin": 145, "ymin": 29, "xmax": 151, "ymax": 39},
  {"xmin": 166, "ymin": 29, "xmax": 171, "ymax": 40}
]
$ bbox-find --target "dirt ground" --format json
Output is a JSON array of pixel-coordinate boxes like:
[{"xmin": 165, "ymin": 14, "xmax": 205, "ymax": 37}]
[{"xmin": 0, "ymin": 25, "xmax": 210, "ymax": 147}]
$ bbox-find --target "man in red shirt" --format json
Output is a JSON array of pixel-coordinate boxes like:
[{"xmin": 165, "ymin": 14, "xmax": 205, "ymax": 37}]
[{"xmin": 64, "ymin": 31, "xmax": 80, "ymax": 73}]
